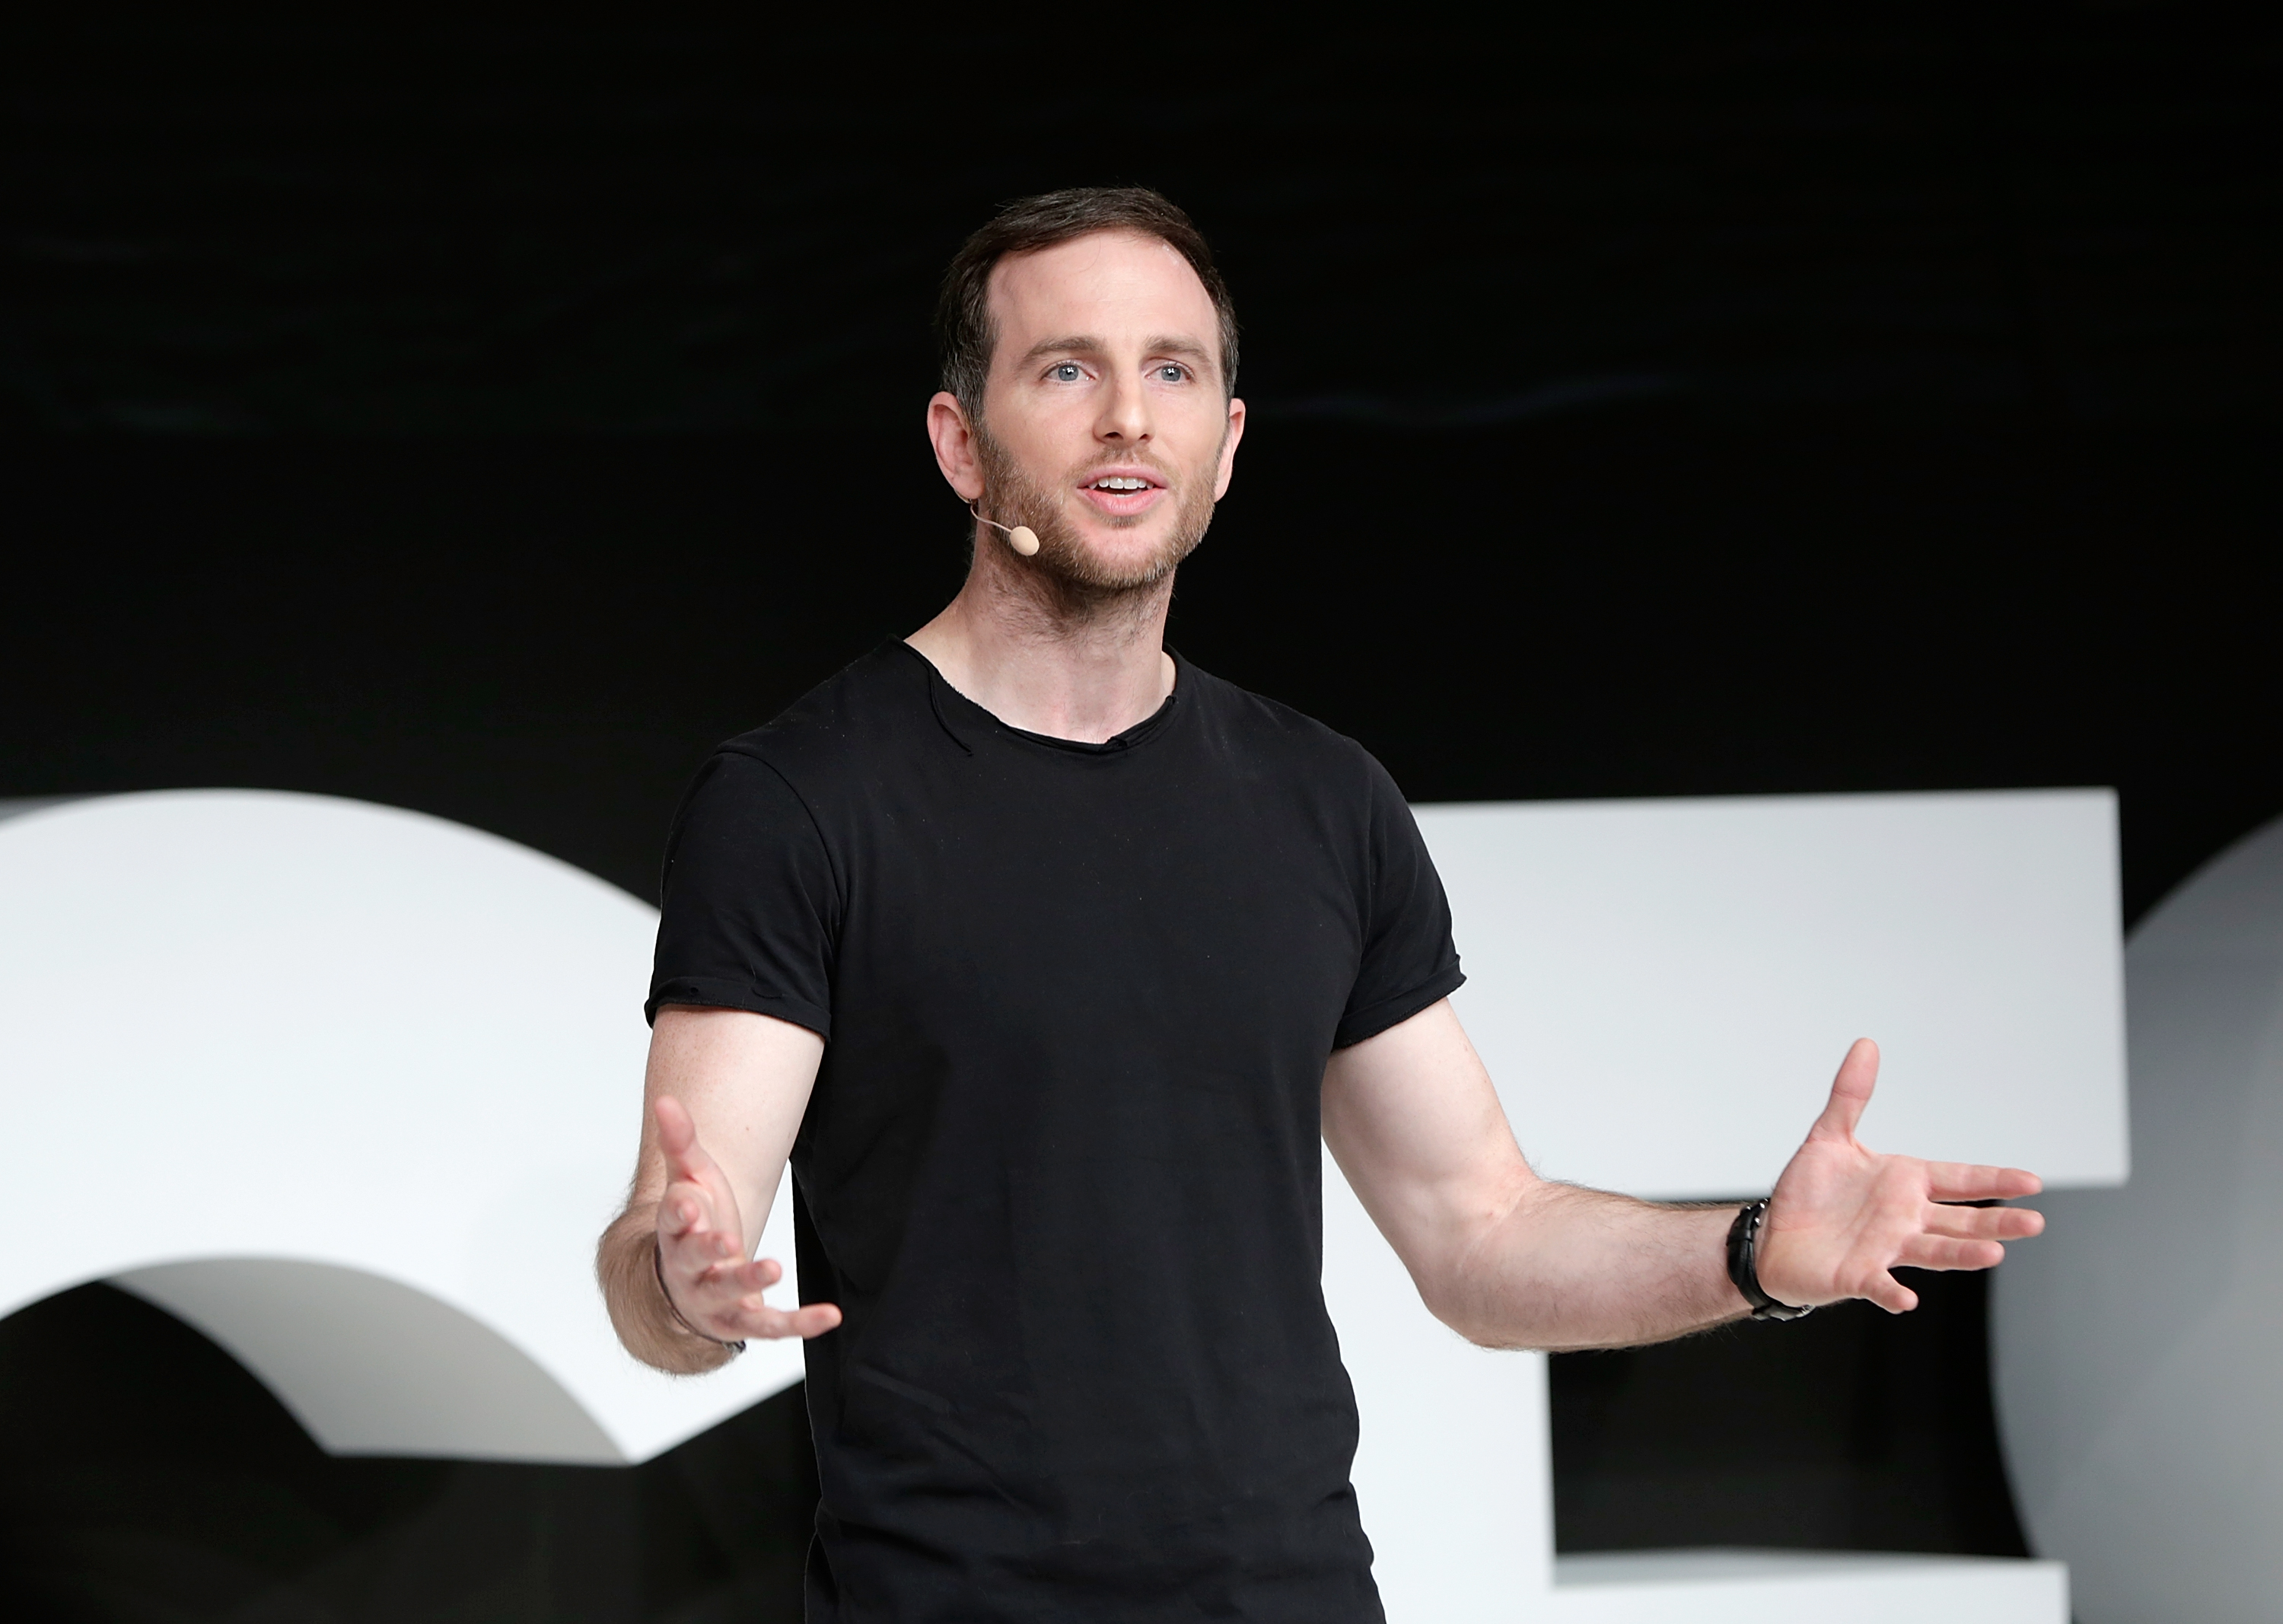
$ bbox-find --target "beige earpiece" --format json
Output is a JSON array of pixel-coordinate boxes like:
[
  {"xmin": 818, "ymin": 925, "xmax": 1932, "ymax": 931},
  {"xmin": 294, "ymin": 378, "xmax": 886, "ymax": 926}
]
[{"xmin": 969, "ymin": 502, "xmax": 1040, "ymax": 557}]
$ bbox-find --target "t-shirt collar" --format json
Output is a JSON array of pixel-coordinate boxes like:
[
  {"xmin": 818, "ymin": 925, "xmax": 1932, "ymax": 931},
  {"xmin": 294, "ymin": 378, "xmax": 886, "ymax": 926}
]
[{"xmin": 896, "ymin": 640, "xmax": 1184, "ymax": 758}]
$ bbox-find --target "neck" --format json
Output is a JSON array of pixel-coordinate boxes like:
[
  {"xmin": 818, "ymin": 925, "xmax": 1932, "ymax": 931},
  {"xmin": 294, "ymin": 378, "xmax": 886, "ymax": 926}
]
[{"xmin": 907, "ymin": 530, "xmax": 1177, "ymax": 744}]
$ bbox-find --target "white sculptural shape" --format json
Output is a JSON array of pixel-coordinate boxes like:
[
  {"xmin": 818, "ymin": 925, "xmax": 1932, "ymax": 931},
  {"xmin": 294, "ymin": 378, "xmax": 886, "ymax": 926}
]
[
  {"xmin": 0, "ymin": 790, "xmax": 807, "ymax": 1463},
  {"xmin": 0, "ymin": 787, "xmax": 2122, "ymax": 1620}
]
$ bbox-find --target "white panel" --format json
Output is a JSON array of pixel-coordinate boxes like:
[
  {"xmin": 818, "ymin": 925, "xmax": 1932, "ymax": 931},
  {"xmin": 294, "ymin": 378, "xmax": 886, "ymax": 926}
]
[
  {"xmin": 1415, "ymin": 790, "xmax": 2126, "ymax": 1198},
  {"xmin": 1550, "ymin": 1551, "xmax": 2066, "ymax": 1623},
  {"xmin": 1323, "ymin": 1149, "xmax": 1549, "ymax": 1620},
  {"xmin": 1333, "ymin": 789, "xmax": 2106, "ymax": 1619},
  {"xmin": 0, "ymin": 791, "xmax": 801, "ymax": 1463},
  {"xmin": 1326, "ymin": 1144, "xmax": 2069, "ymax": 1623}
]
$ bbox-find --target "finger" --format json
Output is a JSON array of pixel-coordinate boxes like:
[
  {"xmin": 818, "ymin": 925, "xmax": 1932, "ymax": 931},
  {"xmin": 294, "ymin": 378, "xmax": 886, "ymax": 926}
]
[
  {"xmin": 788, "ymin": 1303, "xmax": 843, "ymax": 1338},
  {"xmin": 712, "ymin": 1290, "xmax": 843, "ymax": 1340},
  {"xmin": 1860, "ymin": 1271, "xmax": 1918, "ymax": 1314},
  {"xmin": 671, "ymin": 1238, "xmax": 749, "ymax": 1297},
  {"xmin": 753, "ymin": 1301, "xmax": 844, "ymax": 1340},
  {"xmin": 1926, "ymin": 1162, "xmax": 2043, "ymax": 1202},
  {"xmin": 659, "ymin": 1205, "xmax": 748, "ymax": 1294},
  {"xmin": 654, "ymin": 1094, "xmax": 696, "ymax": 1161},
  {"xmin": 658, "ymin": 1186, "xmax": 699, "ymax": 1239},
  {"xmin": 1810, "ymin": 1039, "xmax": 1880, "ymax": 1142},
  {"xmin": 723, "ymin": 1256, "xmax": 782, "ymax": 1291},
  {"xmin": 678, "ymin": 1250, "xmax": 784, "ymax": 1305},
  {"xmin": 1896, "ymin": 1234, "xmax": 2006, "ymax": 1272},
  {"xmin": 654, "ymin": 1095, "xmax": 728, "ymax": 1187},
  {"xmin": 658, "ymin": 1177, "xmax": 715, "ymax": 1240},
  {"xmin": 669, "ymin": 1262, "xmax": 768, "ymax": 1342},
  {"xmin": 654, "ymin": 1240, "xmax": 740, "ymax": 1340},
  {"xmin": 1923, "ymin": 1204, "xmax": 2044, "ymax": 1241}
]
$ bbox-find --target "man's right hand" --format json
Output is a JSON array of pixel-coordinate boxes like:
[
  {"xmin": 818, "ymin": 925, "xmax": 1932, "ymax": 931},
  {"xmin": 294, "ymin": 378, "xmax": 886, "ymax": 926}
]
[{"xmin": 653, "ymin": 1093, "xmax": 843, "ymax": 1345}]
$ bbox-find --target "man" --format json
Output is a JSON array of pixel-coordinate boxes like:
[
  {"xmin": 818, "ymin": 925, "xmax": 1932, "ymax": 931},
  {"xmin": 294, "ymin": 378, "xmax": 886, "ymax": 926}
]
[{"xmin": 597, "ymin": 187, "xmax": 2043, "ymax": 1622}]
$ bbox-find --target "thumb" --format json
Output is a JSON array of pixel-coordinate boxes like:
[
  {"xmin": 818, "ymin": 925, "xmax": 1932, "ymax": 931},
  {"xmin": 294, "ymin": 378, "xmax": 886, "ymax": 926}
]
[
  {"xmin": 654, "ymin": 1093, "xmax": 692, "ymax": 1142},
  {"xmin": 654, "ymin": 1095, "xmax": 708, "ymax": 1181},
  {"xmin": 1810, "ymin": 1039, "xmax": 1880, "ymax": 1142}
]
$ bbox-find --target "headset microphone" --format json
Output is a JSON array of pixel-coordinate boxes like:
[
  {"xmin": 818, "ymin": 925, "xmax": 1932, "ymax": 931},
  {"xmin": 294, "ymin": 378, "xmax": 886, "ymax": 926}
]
[{"xmin": 969, "ymin": 502, "xmax": 1040, "ymax": 557}]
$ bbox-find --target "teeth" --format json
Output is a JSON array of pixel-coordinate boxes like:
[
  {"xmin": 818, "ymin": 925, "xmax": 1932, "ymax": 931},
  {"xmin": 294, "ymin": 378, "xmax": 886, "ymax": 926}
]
[{"xmin": 1094, "ymin": 477, "xmax": 1150, "ymax": 491}]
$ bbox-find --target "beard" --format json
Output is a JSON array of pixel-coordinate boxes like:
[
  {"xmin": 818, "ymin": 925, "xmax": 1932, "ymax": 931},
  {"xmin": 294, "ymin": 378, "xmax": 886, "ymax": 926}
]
[{"xmin": 972, "ymin": 420, "xmax": 1221, "ymax": 603}]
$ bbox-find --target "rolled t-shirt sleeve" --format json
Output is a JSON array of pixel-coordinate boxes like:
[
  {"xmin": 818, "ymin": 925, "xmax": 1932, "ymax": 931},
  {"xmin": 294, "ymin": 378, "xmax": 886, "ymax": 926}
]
[
  {"xmin": 646, "ymin": 748, "xmax": 839, "ymax": 1035},
  {"xmin": 1333, "ymin": 753, "xmax": 1466, "ymax": 1049}
]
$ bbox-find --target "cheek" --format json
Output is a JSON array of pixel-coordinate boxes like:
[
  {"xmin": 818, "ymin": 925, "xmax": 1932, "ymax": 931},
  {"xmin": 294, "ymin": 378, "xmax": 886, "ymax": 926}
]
[
  {"xmin": 1165, "ymin": 404, "xmax": 1231, "ymax": 470},
  {"xmin": 985, "ymin": 387, "xmax": 1087, "ymax": 460},
  {"xmin": 1022, "ymin": 405, "xmax": 1110, "ymax": 477},
  {"xmin": 1197, "ymin": 420, "xmax": 1239, "ymax": 495}
]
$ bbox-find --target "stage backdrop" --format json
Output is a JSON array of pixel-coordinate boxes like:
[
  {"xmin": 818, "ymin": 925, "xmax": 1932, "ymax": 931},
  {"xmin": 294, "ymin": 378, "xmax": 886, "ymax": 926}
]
[{"xmin": 3, "ymin": 8, "xmax": 2277, "ymax": 1619}]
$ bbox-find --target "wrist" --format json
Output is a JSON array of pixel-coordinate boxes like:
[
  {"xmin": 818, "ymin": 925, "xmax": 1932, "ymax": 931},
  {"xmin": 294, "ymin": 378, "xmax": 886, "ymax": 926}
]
[
  {"xmin": 652, "ymin": 1237, "xmax": 747, "ymax": 1358},
  {"xmin": 1725, "ymin": 1198, "xmax": 1813, "ymax": 1321}
]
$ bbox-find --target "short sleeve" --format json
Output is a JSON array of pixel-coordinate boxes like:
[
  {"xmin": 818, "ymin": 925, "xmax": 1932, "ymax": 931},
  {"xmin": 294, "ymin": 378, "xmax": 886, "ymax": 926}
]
[
  {"xmin": 1333, "ymin": 754, "xmax": 1466, "ymax": 1048},
  {"xmin": 646, "ymin": 749, "xmax": 839, "ymax": 1034}
]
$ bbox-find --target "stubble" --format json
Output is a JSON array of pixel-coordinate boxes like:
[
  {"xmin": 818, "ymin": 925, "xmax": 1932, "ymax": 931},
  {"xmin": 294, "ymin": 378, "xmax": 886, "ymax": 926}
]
[{"xmin": 971, "ymin": 420, "xmax": 1221, "ymax": 611}]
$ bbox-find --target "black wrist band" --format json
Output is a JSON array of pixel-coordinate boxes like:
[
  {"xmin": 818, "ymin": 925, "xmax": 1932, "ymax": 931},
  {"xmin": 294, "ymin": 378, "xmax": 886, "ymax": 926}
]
[
  {"xmin": 1726, "ymin": 1198, "xmax": 1814, "ymax": 1322},
  {"xmin": 654, "ymin": 1239, "xmax": 747, "ymax": 1355}
]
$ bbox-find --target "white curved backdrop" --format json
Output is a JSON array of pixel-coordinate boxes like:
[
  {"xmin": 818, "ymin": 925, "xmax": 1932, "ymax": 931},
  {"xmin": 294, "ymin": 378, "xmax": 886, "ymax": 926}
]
[
  {"xmin": 1995, "ymin": 810, "xmax": 2283, "ymax": 1621},
  {"xmin": 1, "ymin": 785, "xmax": 2119, "ymax": 1619},
  {"xmin": 0, "ymin": 790, "xmax": 805, "ymax": 1463}
]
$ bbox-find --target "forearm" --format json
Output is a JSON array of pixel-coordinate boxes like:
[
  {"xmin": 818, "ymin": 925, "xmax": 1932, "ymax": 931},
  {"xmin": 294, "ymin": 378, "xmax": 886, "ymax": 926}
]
[
  {"xmin": 597, "ymin": 1202, "xmax": 741, "ymax": 1375},
  {"xmin": 1430, "ymin": 1183, "xmax": 1747, "ymax": 1351}
]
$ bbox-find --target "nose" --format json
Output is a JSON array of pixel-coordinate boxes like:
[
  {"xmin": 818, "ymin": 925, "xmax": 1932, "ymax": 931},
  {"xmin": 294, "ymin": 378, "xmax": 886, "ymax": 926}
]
[{"xmin": 1094, "ymin": 368, "xmax": 1151, "ymax": 446}]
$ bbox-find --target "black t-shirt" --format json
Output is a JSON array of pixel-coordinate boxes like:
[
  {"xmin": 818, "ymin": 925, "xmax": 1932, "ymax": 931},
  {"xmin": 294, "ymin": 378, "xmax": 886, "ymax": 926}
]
[{"xmin": 649, "ymin": 642, "xmax": 1463, "ymax": 1624}]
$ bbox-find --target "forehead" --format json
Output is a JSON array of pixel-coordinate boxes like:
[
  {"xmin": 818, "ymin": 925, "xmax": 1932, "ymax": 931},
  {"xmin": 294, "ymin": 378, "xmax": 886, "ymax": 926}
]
[{"xmin": 985, "ymin": 231, "xmax": 1218, "ymax": 354}]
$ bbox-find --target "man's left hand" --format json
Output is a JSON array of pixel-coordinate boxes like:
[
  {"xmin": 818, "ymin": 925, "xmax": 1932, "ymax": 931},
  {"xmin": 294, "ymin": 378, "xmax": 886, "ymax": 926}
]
[{"xmin": 1756, "ymin": 1038, "xmax": 2045, "ymax": 1314}]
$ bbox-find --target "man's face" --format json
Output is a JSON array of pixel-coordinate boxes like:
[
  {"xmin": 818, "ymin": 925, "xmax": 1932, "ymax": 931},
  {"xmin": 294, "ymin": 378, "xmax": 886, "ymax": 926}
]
[{"xmin": 957, "ymin": 231, "xmax": 1244, "ymax": 595}]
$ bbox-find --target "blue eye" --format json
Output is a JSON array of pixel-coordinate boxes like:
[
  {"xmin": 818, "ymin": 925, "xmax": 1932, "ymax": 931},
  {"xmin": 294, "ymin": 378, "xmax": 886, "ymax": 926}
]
[
  {"xmin": 1050, "ymin": 363, "xmax": 1083, "ymax": 383},
  {"xmin": 1156, "ymin": 365, "xmax": 1186, "ymax": 382}
]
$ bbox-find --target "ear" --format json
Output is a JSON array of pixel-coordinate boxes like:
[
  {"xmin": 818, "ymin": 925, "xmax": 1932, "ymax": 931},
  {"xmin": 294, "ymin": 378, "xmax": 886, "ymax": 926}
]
[
  {"xmin": 1212, "ymin": 396, "xmax": 1247, "ymax": 502},
  {"xmin": 928, "ymin": 392, "xmax": 985, "ymax": 501}
]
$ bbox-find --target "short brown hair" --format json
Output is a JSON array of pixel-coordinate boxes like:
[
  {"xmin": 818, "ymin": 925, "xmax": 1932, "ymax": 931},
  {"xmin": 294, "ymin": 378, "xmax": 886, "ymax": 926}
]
[{"xmin": 935, "ymin": 186, "xmax": 1240, "ymax": 414}]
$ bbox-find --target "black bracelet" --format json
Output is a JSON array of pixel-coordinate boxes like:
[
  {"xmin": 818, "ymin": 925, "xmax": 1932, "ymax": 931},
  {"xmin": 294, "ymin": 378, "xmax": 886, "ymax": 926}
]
[
  {"xmin": 654, "ymin": 1239, "xmax": 747, "ymax": 1355},
  {"xmin": 1725, "ymin": 1198, "xmax": 1814, "ymax": 1322}
]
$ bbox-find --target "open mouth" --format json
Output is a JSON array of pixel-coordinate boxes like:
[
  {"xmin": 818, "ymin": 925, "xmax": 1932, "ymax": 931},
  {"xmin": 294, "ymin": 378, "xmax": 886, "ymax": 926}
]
[{"xmin": 1077, "ymin": 470, "xmax": 1169, "ymax": 517}]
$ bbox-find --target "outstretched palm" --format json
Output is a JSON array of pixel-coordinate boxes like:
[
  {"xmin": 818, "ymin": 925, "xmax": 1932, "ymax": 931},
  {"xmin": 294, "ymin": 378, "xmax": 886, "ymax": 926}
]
[
  {"xmin": 654, "ymin": 1094, "xmax": 842, "ymax": 1343},
  {"xmin": 1756, "ymin": 1040, "xmax": 2043, "ymax": 1314}
]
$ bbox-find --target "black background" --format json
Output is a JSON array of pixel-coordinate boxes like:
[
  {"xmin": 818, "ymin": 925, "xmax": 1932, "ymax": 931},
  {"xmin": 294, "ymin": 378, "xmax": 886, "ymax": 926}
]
[{"xmin": 4, "ymin": 8, "xmax": 2278, "ymax": 1619}]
